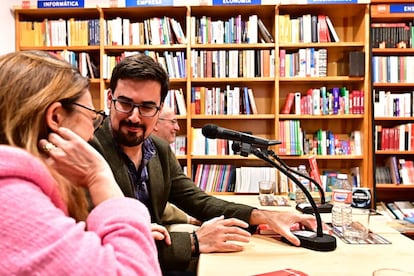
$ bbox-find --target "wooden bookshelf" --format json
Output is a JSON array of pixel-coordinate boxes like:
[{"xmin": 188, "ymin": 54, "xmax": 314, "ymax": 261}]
[
  {"xmin": 13, "ymin": 3, "xmax": 372, "ymax": 197},
  {"xmin": 275, "ymin": 3, "xmax": 371, "ymax": 198},
  {"xmin": 370, "ymin": 1, "xmax": 414, "ymax": 204}
]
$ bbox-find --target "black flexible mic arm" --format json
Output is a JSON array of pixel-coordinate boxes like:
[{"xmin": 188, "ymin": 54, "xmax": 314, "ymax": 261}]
[
  {"xmin": 250, "ymin": 147, "xmax": 324, "ymax": 237},
  {"xmin": 267, "ymin": 151, "xmax": 326, "ymax": 204}
]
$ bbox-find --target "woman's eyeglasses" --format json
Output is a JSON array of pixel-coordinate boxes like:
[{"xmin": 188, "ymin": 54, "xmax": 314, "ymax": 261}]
[{"xmin": 72, "ymin": 102, "xmax": 107, "ymax": 130}]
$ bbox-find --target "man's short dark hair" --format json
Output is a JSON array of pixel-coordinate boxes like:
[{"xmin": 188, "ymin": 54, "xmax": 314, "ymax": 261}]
[{"xmin": 109, "ymin": 54, "xmax": 170, "ymax": 103}]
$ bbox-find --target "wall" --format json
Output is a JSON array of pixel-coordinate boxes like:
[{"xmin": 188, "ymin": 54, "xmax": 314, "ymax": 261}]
[{"xmin": 0, "ymin": 0, "xmax": 21, "ymax": 55}]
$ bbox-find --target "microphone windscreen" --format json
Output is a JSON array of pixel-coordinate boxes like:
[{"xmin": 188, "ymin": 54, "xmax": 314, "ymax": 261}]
[{"xmin": 201, "ymin": 124, "xmax": 218, "ymax": 139}]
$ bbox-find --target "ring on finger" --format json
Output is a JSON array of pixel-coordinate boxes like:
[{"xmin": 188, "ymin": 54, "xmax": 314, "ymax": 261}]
[{"xmin": 43, "ymin": 142, "xmax": 57, "ymax": 152}]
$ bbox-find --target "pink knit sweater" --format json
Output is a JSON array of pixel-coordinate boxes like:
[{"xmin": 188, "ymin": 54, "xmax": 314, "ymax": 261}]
[{"xmin": 0, "ymin": 145, "xmax": 161, "ymax": 275}]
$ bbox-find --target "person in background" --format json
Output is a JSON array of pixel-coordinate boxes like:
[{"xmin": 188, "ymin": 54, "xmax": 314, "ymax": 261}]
[
  {"xmin": 90, "ymin": 54, "xmax": 318, "ymax": 273},
  {"xmin": 0, "ymin": 50, "xmax": 161, "ymax": 275},
  {"xmin": 154, "ymin": 106, "xmax": 201, "ymax": 226},
  {"xmin": 153, "ymin": 106, "xmax": 180, "ymax": 145}
]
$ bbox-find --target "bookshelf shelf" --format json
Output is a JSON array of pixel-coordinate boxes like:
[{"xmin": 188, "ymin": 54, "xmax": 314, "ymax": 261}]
[
  {"xmin": 191, "ymin": 78, "xmax": 274, "ymax": 83},
  {"xmin": 376, "ymin": 151, "xmax": 414, "ymax": 155},
  {"xmin": 191, "ymin": 43, "xmax": 274, "ymax": 49},
  {"xmin": 377, "ymin": 184, "xmax": 414, "ymax": 189},
  {"xmin": 191, "ymin": 115, "xmax": 274, "ymax": 119},
  {"xmin": 279, "ymin": 76, "xmax": 364, "ymax": 82},
  {"xmin": 104, "ymin": 45, "xmax": 188, "ymax": 51},
  {"xmin": 372, "ymin": 48, "xmax": 414, "ymax": 54},
  {"xmin": 279, "ymin": 42, "xmax": 365, "ymax": 48},
  {"xmin": 279, "ymin": 114, "xmax": 364, "ymax": 120},
  {"xmin": 14, "ymin": 3, "xmax": 372, "ymax": 196},
  {"xmin": 373, "ymin": 83, "xmax": 414, "ymax": 87},
  {"xmin": 375, "ymin": 117, "xmax": 414, "ymax": 121},
  {"xmin": 281, "ymin": 155, "xmax": 363, "ymax": 160}
]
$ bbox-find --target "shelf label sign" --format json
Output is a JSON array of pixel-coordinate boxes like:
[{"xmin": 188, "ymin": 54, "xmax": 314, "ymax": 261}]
[
  {"xmin": 37, "ymin": 0, "xmax": 84, "ymax": 8},
  {"xmin": 390, "ymin": 4, "xmax": 414, "ymax": 13},
  {"xmin": 212, "ymin": 0, "xmax": 261, "ymax": 5},
  {"xmin": 125, "ymin": 0, "xmax": 173, "ymax": 6}
]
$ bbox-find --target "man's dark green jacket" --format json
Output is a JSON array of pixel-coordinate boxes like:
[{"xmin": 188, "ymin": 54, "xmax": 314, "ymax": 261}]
[{"xmin": 90, "ymin": 118, "xmax": 255, "ymax": 271}]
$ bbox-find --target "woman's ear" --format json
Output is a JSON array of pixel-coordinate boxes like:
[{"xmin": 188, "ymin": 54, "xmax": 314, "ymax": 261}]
[{"xmin": 45, "ymin": 102, "xmax": 65, "ymax": 132}]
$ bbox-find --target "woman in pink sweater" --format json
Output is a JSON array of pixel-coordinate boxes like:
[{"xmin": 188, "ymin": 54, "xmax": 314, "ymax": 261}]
[{"xmin": 0, "ymin": 50, "xmax": 161, "ymax": 275}]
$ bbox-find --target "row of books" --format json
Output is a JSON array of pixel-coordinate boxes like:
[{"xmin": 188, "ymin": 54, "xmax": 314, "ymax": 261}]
[
  {"xmin": 19, "ymin": 18, "xmax": 100, "ymax": 47},
  {"xmin": 281, "ymin": 87, "xmax": 364, "ymax": 115},
  {"xmin": 105, "ymin": 16, "xmax": 186, "ymax": 46},
  {"xmin": 373, "ymin": 90, "xmax": 414, "ymax": 118},
  {"xmin": 371, "ymin": 22, "xmax": 414, "ymax": 49},
  {"xmin": 377, "ymin": 156, "xmax": 414, "ymax": 185},
  {"xmin": 190, "ymin": 49, "xmax": 275, "ymax": 78},
  {"xmin": 170, "ymin": 135, "xmax": 186, "ymax": 156},
  {"xmin": 285, "ymin": 167, "xmax": 361, "ymax": 194},
  {"xmin": 53, "ymin": 50, "xmax": 99, "ymax": 79},
  {"xmin": 372, "ymin": 56, "xmax": 414, "ymax": 84},
  {"xmin": 378, "ymin": 201, "xmax": 414, "ymax": 223},
  {"xmin": 277, "ymin": 120, "xmax": 362, "ymax": 157},
  {"xmin": 265, "ymin": 166, "xmax": 360, "ymax": 193},
  {"xmin": 190, "ymin": 86, "xmax": 258, "ymax": 115},
  {"xmin": 102, "ymin": 50, "xmax": 186, "ymax": 79},
  {"xmin": 278, "ymin": 14, "xmax": 339, "ymax": 43},
  {"xmin": 164, "ymin": 89, "xmax": 187, "ymax": 116},
  {"xmin": 279, "ymin": 48, "xmax": 327, "ymax": 78},
  {"xmin": 374, "ymin": 124, "xmax": 414, "ymax": 152},
  {"xmin": 191, "ymin": 158, "xmax": 360, "ymax": 194},
  {"xmin": 190, "ymin": 14, "xmax": 274, "ymax": 44},
  {"xmin": 375, "ymin": 156, "xmax": 414, "ymax": 184},
  {"xmin": 190, "ymin": 128, "xmax": 236, "ymax": 156},
  {"xmin": 192, "ymin": 164, "xmax": 236, "ymax": 193}
]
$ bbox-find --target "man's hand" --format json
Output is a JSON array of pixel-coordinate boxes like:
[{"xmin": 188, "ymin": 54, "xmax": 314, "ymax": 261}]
[
  {"xmin": 250, "ymin": 209, "xmax": 319, "ymax": 246},
  {"xmin": 195, "ymin": 216, "xmax": 251, "ymax": 253}
]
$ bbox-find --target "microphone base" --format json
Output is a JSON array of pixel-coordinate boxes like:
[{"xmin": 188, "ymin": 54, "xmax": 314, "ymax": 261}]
[
  {"xmin": 282, "ymin": 232, "xmax": 337, "ymax": 252},
  {"xmin": 296, "ymin": 203, "xmax": 333, "ymax": 214}
]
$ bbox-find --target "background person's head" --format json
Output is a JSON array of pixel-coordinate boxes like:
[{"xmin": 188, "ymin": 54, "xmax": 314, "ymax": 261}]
[
  {"xmin": 153, "ymin": 106, "xmax": 180, "ymax": 144},
  {"xmin": 0, "ymin": 50, "xmax": 102, "ymax": 221},
  {"xmin": 106, "ymin": 54, "xmax": 170, "ymax": 147}
]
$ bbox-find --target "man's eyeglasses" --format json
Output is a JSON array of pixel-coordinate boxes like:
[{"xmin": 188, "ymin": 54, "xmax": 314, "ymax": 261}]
[
  {"xmin": 72, "ymin": 102, "xmax": 107, "ymax": 130},
  {"xmin": 112, "ymin": 98, "xmax": 160, "ymax": 117},
  {"xmin": 158, "ymin": 118, "xmax": 178, "ymax": 125}
]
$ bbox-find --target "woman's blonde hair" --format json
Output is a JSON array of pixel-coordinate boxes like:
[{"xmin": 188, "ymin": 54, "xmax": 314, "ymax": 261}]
[{"xmin": 0, "ymin": 50, "xmax": 90, "ymax": 221}]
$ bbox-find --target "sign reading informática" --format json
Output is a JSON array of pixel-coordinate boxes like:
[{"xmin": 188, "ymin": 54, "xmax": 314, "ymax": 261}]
[
  {"xmin": 390, "ymin": 4, "xmax": 414, "ymax": 13},
  {"xmin": 37, "ymin": 0, "xmax": 84, "ymax": 8},
  {"xmin": 212, "ymin": 0, "xmax": 261, "ymax": 5},
  {"xmin": 125, "ymin": 0, "xmax": 173, "ymax": 6}
]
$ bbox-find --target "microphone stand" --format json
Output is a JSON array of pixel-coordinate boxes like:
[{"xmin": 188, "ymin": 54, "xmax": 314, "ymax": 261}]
[
  {"xmin": 266, "ymin": 151, "xmax": 333, "ymax": 214},
  {"xmin": 236, "ymin": 142, "xmax": 337, "ymax": 252}
]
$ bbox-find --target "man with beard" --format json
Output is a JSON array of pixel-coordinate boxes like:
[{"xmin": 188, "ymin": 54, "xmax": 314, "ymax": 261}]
[{"xmin": 90, "ymin": 54, "xmax": 318, "ymax": 274}]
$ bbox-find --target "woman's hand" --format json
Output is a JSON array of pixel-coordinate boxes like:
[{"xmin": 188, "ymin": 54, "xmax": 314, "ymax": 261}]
[
  {"xmin": 39, "ymin": 127, "xmax": 124, "ymax": 205},
  {"xmin": 151, "ymin": 223, "xmax": 171, "ymax": 245}
]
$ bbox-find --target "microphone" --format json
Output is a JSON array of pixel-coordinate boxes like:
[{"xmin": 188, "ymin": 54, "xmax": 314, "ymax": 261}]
[{"xmin": 202, "ymin": 124, "xmax": 281, "ymax": 149}]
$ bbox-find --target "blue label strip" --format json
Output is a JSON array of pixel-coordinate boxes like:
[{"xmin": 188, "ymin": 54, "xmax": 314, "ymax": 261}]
[
  {"xmin": 37, "ymin": 0, "xmax": 84, "ymax": 8},
  {"xmin": 125, "ymin": 0, "xmax": 174, "ymax": 6},
  {"xmin": 390, "ymin": 4, "xmax": 414, "ymax": 14},
  {"xmin": 212, "ymin": 0, "xmax": 262, "ymax": 5}
]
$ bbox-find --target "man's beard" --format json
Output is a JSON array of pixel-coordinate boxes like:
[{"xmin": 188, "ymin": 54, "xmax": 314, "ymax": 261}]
[{"xmin": 113, "ymin": 120, "xmax": 146, "ymax": 147}]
